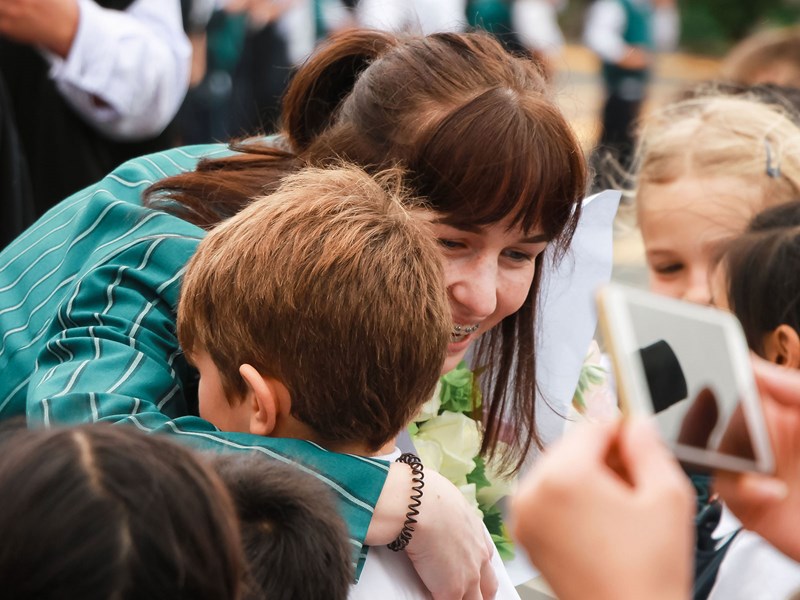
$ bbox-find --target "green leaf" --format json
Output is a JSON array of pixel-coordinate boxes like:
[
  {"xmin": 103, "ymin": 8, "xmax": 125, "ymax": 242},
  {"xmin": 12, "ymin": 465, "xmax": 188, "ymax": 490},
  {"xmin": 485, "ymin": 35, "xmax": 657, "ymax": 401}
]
[
  {"xmin": 440, "ymin": 362, "xmax": 473, "ymax": 388},
  {"xmin": 407, "ymin": 422, "xmax": 419, "ymax": 436},
  {"xmin": 572, "ymin": 388, "xmax": 586, "ymax": 411},
  {"xmin": 490, "ymin": 533, "xmax": 515, "ymax": 561},
  {"xmin": 440, "ymin": 361, "xmax": 481, "ymax": 413},
  {"xmin": 482, "ymin": 504, "xmax": 504, "ymax": 537},
  {"xmin": 466, "ymin": 456, "xmax": 491, "ymax": 490}
]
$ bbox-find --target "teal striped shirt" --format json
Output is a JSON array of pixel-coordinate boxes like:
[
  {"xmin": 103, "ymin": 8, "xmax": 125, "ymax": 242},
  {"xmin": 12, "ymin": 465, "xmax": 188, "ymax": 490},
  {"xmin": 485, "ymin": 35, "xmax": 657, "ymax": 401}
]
[{"xmin": 0, "ymin": 144, "xmax": 388, "ymax": 575}]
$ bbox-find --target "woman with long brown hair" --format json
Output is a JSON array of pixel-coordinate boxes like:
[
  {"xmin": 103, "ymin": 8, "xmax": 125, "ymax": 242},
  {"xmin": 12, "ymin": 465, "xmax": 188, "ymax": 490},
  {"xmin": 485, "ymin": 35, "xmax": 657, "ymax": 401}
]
[{"xmin": 0, "ymin": 29, "xmax": 586, "ymax": 597}]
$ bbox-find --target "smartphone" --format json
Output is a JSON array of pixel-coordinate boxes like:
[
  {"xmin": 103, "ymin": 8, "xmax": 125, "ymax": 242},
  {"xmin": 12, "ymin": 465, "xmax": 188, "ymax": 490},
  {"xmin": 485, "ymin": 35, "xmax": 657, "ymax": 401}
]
[{"xmin": 597, "ymin": 283, "xmax": 774, "ymax": 474}]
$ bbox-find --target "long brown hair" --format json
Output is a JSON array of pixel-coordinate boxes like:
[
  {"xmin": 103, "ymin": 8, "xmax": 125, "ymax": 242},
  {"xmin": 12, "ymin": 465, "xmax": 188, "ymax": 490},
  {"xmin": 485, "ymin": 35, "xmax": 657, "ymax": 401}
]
[{"xmin": 147, "ymin": 29, "xmax": 587, "ymax": 473}]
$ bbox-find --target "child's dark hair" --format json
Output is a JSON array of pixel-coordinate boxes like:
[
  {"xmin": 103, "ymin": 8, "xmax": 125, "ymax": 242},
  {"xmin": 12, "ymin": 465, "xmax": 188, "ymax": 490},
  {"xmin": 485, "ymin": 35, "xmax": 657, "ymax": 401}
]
[
  {"xmin": 0, "ymin": 423, "xmax": 243, "ymax": 600},
  {"xmin": 212, "ymin": 454, "xmax": 353, "ymax": 600},
  {"xmin": 718, "ymin": 201, "xmax": 800, "ymax": 354}
]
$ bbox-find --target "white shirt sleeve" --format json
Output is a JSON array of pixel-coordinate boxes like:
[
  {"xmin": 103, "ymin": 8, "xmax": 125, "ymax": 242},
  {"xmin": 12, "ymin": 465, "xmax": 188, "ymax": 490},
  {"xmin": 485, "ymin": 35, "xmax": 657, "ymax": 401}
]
[
  {"xmin": 652, "ymin": 5, "xmax": 680, "ymax": 52},
  {"xmin": 512, "ymin": 0, "xmax": 565, "ymax": 56},
  {"xmin": 409, "ymin": 0, "xmax": 467, "ymax": 34},
  {"xmin": 276, "ymin": 0, "xmax": 316, "ymax": 66},
  {"xmin": 356, "ymin": 0, "xmax": 411, "ymax": 33},
  {"xmin": 582, "ymin": 0, "xmax": 627, "ymax": 63},
  {"xmin": 44, "ymin": 0, "xmax": 191, "ymax": 141}
]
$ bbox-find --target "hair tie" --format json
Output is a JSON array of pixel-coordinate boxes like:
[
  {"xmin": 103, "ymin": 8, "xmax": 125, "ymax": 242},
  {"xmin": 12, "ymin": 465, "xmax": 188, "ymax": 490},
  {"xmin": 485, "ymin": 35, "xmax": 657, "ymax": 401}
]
[
  {"xmin": 387, "ymin": 453, "xmax": 424, "ymax": 552},
  {"xmin": 765, "ymin": 138, "xmax": 782, "ymax": 179}
]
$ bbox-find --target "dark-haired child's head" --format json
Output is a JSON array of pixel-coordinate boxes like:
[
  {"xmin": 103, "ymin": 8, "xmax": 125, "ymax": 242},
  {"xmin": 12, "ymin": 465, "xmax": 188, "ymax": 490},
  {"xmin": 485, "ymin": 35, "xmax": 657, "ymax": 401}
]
[
  {"xmin": 213, "ymin": 454, "xmax": 353, "ymax": 600},
  {"xmin": 713, "ymin": 201, "xmax": 800, "ymax": 367},
  {"xmin": 0, "ymin": 423, "xmax": 243, "ymax": 600},
  {"xmin": 178, "ymin": 165, "xmax": 450, "ymax": 454}
]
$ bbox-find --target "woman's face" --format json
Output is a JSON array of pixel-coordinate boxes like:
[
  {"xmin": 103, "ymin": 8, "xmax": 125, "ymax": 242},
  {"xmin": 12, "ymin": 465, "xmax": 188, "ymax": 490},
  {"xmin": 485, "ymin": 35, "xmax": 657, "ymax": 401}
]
[
  {"xmin": 430, "ymin": 215, "xmax": 549, "ymax": 374},
  {"xmin": 638, "ymin": 176, "xmax": 762, "ymax": 305}
]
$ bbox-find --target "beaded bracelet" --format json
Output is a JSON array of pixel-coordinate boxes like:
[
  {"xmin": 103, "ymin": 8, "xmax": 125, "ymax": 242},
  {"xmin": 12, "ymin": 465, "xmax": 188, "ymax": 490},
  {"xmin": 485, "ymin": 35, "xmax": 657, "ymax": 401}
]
[{"xmin": 387, "ymin": 452, "xmax": 425, "ymax": 552}]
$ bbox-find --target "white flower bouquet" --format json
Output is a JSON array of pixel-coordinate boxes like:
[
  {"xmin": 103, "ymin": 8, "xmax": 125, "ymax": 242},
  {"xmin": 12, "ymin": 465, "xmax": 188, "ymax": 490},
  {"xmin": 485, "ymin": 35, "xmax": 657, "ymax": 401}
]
[{"xmin": 408, "ymin": 362, "xmax": 516, "ymax": 560}]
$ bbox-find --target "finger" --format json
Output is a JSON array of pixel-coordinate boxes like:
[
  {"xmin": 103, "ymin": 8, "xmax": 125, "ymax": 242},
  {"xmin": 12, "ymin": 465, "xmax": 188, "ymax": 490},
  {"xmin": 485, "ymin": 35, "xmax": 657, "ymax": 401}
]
[
  {"xmin": 547, "ymin": 421, "xmax": 620, "ymax": 468},
  {"xmin": 618, "ymin": 417, "xmax": 683, "ymax": 488},
  {"xmin": 478, "ymin": 542, "xmax": 498, "ymax": 600},
  {"xmin": 752, "ymin": 356, "xmax": 800, "ymax": 407},
  {"xmin": 516, "ymin": 423, "xmax": 615, "ymax": 492},
  {"xmin": 715, "ymin": 471, "xmax": 788, "ymax": 507}
]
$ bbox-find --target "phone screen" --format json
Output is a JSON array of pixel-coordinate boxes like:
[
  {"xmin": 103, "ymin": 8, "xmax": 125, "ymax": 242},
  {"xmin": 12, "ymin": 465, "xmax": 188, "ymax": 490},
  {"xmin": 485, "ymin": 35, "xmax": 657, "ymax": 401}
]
[
  {"xmin": 599, "ymin": 285, "xmax": 773, "ymax": 473},
  {"xmin": 625, "ymin": 302, "xmax": 756, "ymax": 464}
]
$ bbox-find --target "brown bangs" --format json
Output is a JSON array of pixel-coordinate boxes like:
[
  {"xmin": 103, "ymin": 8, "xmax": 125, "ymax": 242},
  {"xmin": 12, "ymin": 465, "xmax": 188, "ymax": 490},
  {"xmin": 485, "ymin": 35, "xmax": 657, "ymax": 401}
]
[{"xmin": 408, "ymin": 87, "xmax": 586, "ymax": 247}]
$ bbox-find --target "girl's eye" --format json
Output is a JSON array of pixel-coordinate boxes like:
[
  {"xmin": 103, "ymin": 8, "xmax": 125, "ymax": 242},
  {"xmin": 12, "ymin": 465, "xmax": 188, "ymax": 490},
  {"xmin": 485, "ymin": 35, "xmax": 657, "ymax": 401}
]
[{"xmin": 653, "ymin": 263, "xmax": 684, "ymax": 275}]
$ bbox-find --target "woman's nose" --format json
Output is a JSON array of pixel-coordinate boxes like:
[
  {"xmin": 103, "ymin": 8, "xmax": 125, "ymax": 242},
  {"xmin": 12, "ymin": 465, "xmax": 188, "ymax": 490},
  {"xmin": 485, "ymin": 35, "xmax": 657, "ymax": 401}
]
[{"xmin": 448, "ymin": 259, "xmax": 498, "ymax": 320}]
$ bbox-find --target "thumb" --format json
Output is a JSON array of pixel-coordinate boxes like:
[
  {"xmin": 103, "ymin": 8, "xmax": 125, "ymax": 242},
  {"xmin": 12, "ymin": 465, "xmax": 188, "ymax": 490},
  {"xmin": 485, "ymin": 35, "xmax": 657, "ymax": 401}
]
[
  {"xmin": 753, "ymin": 356, "xmax": 800, "ymax": 407},
  {"xmin": 716, "ymin": 472, "xmax": 788, "ymax": 507},
  {"xmin": 618, "ymin": 417, "xmax": 682, "ymax": 488}
]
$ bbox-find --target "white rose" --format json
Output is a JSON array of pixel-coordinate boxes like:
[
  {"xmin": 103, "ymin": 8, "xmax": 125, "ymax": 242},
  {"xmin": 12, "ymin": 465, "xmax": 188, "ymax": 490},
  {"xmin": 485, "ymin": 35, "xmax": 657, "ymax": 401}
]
[
  {"xmin": 414, "ymin": 382, "xmax": 442, "ymax": 422},
  {"xmin": 415, "ymin": 411, "xmax": 481, "ymax": 484},
  {"xmin": 458, "ymin": 482, "xmax": 484, "ymax": 521},
  {"xmin": 414, "ymin": 437, "xmax": 444, "ymax": 474}
]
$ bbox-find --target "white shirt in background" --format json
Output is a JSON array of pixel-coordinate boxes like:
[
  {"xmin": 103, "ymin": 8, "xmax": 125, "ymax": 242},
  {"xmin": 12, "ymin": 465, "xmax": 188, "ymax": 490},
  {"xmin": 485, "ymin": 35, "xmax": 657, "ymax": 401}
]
[
  {"xmin": 356, "ymin": 0, "xmax": 467, "ymax": 34},
  {"xmin": 44, "ymin": 0, "xmax": 191, "ymax": 140}
]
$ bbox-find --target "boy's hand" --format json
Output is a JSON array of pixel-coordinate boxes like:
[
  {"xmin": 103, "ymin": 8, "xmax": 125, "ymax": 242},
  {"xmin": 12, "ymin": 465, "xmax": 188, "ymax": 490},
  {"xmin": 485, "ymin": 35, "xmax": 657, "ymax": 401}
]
[
  {"xmin": 511, "ymin": 419, "xmax": 694, "ymax": 600},
  {"xmin": 714, "ymin": 358, "xmax": 800, "ymax": 562}
]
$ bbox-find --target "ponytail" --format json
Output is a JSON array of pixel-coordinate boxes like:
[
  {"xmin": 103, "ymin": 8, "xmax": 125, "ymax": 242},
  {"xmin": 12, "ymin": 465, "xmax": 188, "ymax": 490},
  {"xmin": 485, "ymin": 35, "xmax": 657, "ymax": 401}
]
[{"xmin": 283, "ymin": 29, "xmax": 397, "ymax": 151}]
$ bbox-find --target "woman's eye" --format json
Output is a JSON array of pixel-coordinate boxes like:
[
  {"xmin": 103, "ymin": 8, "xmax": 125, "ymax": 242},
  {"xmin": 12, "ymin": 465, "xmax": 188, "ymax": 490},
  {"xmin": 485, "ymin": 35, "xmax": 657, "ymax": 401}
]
[
  {"xmin": 437, "ymin": 238, "xmax": 463, "ymax": 250},
  {"xmin": 504, "ymin": 249, "xmax": 534, "ymax": 262}
]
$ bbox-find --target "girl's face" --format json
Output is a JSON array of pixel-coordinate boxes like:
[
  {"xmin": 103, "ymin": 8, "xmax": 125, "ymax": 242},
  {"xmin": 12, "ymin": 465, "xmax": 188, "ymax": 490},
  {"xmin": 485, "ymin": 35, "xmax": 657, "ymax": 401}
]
[
  {"xmin": 638, "ymin": 176, "xmax": 762, "ymax": 305},
  {"xmin": 709, "ymin": 262, "xmax": 731, "ymax": 313},
  {"xmin": 430, "ymin": 215, "xmax": 549, "ymax": 374}
]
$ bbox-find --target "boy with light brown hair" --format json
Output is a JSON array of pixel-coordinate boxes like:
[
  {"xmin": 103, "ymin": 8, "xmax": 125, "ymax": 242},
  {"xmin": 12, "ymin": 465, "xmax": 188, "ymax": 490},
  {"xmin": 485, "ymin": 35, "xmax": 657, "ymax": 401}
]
[
  {"xmin": 178, "ymin": 164, "xmax": 449, "ymax": 456},
  {"xmin": 177, "ymin": 164, "xmax": 518, "ymax": 598}
]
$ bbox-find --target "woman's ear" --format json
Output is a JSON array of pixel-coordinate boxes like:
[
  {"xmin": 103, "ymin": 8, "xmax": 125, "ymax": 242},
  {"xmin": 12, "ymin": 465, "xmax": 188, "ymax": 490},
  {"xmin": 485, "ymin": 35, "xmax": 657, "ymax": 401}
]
[
  {"xmin": 762, "ymin": 324, "xmax": 800, "ymax": 369},
  {"xmin": 239, "ymin": 364, "xmax": 279, "ymax": 437}
]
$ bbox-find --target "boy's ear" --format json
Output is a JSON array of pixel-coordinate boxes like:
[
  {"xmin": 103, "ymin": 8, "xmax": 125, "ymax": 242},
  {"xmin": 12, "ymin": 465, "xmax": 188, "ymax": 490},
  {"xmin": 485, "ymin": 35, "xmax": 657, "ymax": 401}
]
[
  {"xmin": 763, "ymin": 324, "xmax": 800, "ymax": 369},
  {"xmin": 239, "ymin": 364, "xmax": 280, "ymax": 437}
]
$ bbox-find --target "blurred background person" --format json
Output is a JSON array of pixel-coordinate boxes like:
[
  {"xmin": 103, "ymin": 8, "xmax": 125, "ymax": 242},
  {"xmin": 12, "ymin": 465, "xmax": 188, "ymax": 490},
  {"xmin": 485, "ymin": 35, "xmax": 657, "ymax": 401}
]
[
  {"xmin": 0, "ymin": 0, "xmax": 191, "ymax": 229},
  {"xmin": 466, "ymin": 0, "xmax": 566, "ymax": 81},
  {"xmin": 511, "ymin": 0, "xmax": 567, "ymax": 80},
  {"xmin": 177, "ymin": 0, "xmax": 315, "ymax": 143},
  {"xmin": 583, "ymin": 0, "xmax": 679, "ymax": 178},
  {"xmin": 356, "ymin": 0, "xmax": 467, "ymax": 35},
  {"xmin": 315, "ymin": 0, "xmax": 360, "ymax": 39},
  {"xmin": 720, "ymin": 25, "xmax": 800, "ymax": 90}
]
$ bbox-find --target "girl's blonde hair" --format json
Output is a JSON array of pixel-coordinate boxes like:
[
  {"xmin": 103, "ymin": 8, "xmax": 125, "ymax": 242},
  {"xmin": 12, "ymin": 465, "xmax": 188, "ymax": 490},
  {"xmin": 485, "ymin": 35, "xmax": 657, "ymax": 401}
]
[{"xmin": 633, "ymin": 94, "xmax": 800, "ymax": 215}]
